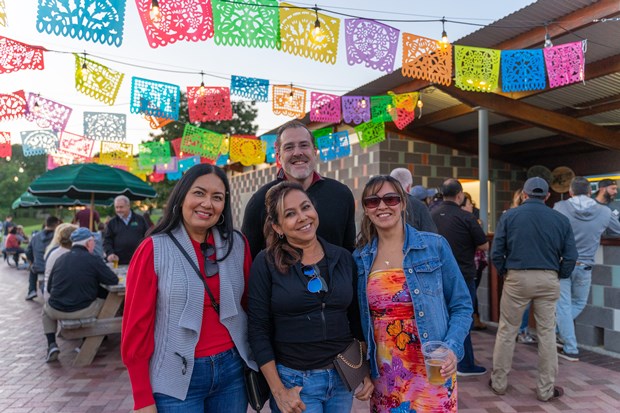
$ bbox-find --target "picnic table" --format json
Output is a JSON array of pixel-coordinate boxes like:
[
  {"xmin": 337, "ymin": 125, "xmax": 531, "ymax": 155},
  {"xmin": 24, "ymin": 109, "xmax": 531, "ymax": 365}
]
[{"xmin": 60, "ymin": 265, "xmax": 127, "ymax": 366}]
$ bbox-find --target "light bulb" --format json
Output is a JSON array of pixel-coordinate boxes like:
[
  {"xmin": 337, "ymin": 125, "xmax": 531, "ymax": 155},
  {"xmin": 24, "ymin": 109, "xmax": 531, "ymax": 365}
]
[
  {"xmin": 441, "ymin": 30, "xmax": 449, "ymax": 46},
  {"xmin": 159, "ymin": 137, "xmax": 165, "ymax": 144},
  {"xmin": 13, "ymin": 176, "xmax": 18, "ymax": 182},
  {"xmin": 199, "ymin": 81, "xmax": 205, "ymax": 97},
  {"xmin": 287, "ymin": 91, "xmax": 294, "ymax": 104},
  {"xmin": 18, "ymin": 167, "xmax": 24, "ymax": 173},
  {"xmin": 6, "ymin": 156, "xmax": 10, "ymax": 161},
  {"xmin": 417, "ymin": 99, "xmax": 423, "ymax": 109},
  {"xmin": 544, "ymin": 33, "xmax": 553, "ymax": 48},
  {"xmin": 313, "ymin": 19, "xmax": 322, "ymax": 37},
  {"xmin": 359, "ymin": 99, "xmax": 367, "ymax": 109},
  {"xmin": 150, "ymin": 0, "xmax": 162, "ymax": 23},
  {"xmin": 33, "ymin": 101, "xmax": 40, "ymax": 114}
]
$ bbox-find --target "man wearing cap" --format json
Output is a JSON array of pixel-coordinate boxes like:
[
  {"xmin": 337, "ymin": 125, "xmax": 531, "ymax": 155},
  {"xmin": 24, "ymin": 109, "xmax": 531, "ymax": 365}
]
[
  {"xmin": 594, "ymin": 178, "xmax": 620, "ymax": 220},
  {"xmin": 490, "ymin": 177, "xmax": 577, "ymax": 402},
  {"xmin": 42, "ymin": 228, "xmax": 118, "ymax": 362},
  {"xmin": 411, "ymin": 184, "xmax": 436, "ymax": 207},
  {"xmin": 25, "ymin": 216, "xmax": 61, "ymax": 300},
  {"xmin": 553, "ymin": 177, "xmax": 620, "ymax": 361},
  {"xmin": 390, "ymin": 168, "xmax": 437, "ymax": 233}
]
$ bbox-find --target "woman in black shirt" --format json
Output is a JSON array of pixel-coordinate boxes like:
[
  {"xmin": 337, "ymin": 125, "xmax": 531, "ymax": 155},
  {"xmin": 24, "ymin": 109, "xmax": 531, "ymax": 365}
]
[{"xmin": 248, "ymin": 182, "xmax": 372, "ymax": 413}]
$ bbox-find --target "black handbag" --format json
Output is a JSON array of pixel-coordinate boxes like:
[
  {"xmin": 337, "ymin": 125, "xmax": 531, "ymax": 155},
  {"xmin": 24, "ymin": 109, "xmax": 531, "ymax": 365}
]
[
  {"xmin": 168, "ymin": 233, "xmax": 270, "ymax": 410},
  {"xmin": 244, "ymin": 366, "xmax": 270, "ymax": 412},
  {"xmin": 333, "ymin": 339, "xmax": 370, "ymax": 392}
]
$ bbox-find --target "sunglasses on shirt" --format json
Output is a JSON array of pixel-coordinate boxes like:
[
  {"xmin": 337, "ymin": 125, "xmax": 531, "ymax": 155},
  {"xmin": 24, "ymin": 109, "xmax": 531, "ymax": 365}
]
[
  {"xmin": 362, "ymin": 193, "xmax": 402, "ymax": 209},
  {"xmin": 301, "ymin": 264, "xmax": 329, "ymax": 293},
  {"xmin": 200, "ymin": 243, "xmax": 219, "ymax": 278}
]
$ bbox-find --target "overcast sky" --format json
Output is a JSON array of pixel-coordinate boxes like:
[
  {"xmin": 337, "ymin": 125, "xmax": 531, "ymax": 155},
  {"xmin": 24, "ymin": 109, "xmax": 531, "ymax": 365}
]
[{"xmin": 1, "ymin": 0, "xmax": 535, "ymax": 152}]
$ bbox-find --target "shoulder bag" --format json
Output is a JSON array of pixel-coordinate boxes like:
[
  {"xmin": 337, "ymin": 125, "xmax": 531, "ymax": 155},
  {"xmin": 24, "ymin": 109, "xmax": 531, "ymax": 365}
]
[
  {"xmin": 167, "ymin": 232, "xmax": 270, "ymax": 411},
  {"xmin": 333, "ymin": 338, "xmax": 370, "ymax": 392}
]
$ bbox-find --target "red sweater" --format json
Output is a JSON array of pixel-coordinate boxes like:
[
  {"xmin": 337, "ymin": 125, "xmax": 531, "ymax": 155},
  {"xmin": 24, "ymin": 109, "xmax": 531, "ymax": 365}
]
[{"xmin": 121, "ymin": 233, "xmax": 252, "ymax": 410}]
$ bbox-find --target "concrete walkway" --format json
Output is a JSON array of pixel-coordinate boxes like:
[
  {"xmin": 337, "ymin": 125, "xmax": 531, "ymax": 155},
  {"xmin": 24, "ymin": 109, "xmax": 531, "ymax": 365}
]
[{"xmin": 1, "ymin": 261, "xmax": 619, "ymax": 412}]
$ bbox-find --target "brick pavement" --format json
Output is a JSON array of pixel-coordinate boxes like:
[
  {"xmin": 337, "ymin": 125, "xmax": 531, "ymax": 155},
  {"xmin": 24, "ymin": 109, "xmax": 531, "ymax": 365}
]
[{"xmin": 1, "ymin": 261, "xmax": 619, "ymax": 413}]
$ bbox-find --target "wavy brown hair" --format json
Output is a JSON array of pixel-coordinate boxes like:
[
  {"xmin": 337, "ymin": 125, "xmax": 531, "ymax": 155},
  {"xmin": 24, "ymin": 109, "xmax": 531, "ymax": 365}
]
[
  {"xmin": 263, "ymin": 181, "xmax": 312, "ymax": 274},
  {"xmin": 356, "ymin": 175, "xmax": 407, "ymax": 249}
]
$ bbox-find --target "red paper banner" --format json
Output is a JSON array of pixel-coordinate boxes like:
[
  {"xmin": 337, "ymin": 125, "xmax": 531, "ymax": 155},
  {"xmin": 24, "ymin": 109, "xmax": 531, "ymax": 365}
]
[
  {"xmin": 0, "ymin": 36, "xmax": 45, "ymax": 74},
  {"xmin": 187, "ymin": 86, "xmax": 233, "ymax": 122},
  {"xmin": 0, "ymin": 90, "xmax": 27, "ymax": 121},
  {"xmin": 0, "ymin": 131, "xmax": 11, "ymax": 158}
]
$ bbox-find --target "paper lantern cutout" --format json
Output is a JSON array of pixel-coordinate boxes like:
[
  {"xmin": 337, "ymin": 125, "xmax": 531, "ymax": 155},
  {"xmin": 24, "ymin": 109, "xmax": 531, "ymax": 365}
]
[
  {"xmin": 388, "ymin": 91, "xmax": 419, "ymax": 112},
  {"xmin": 83, "ymin": 112, "xmax": 126, "ymax": 141},
  {"xmin": 317, "ymin": 131, "xmax": 350, "ymax": 162},
  {"xmin": 20, "ymin": 130, "xmax": 59, "ymax": 157},
  {"xmin": 135, "ymin": 0, "xmax": 214, "ymax": 48},
  {"xmin": 155, "ymin": 157, "xmax": 178, "ymax": 173},
  {"xmin": 543, "ymin": 41, "xmax": 586, "ymax": 89},
  {"xmin": 25, "ymin": 94, "xmax": 73, "ymax": 132},
  {"xmin": 36, "ymin": 0, "xmax": 126, "ymax": 46},
  {"xmin": 310, "ymin": 92, "xmax": 341, "ymax": 123},
  {"xmin": 500, "ymin": 49, "xmax": 546, "ymax": 92},
  {"xmin": 129, "ymin": 158, "xmax": 153, "ymax": 177},
  {"xmin": 171, "ymin": 137, "xmax": 187, "ymax": 158},
  {"xmin": 230, "ymin": 75, "xmax": 269, "ymax": 102},
  {"xmin": 272, "ymin": 84, "xmax": 306, "ymax": 118},
  {"xmin": 167, "ymin": 170, "xmax": 183, "ymax": 180},
  {"xmin": 345, "ymin": 19, "xmax": 399, "ymax": 73},
  {"xmin": 0, "ymin": 36, "xmax": 45, "ymax": 74},
  {"xmin": 130, "ymin": 77, "xmax": 180, "ymax": 120},
  {"xmin": 74, "ymin": 54, "xmax": 124, "ymax": 105},
  {"xmin": 371, "ymin": 95, "xmax": 394, "ymax": 123},
  {"xmin": 279, "ymin": 3, "xmax": 339, "ymax": 64},
  {"xmin": 261, "ymin": 134, "xmax": 277, "ymax": 163},
  {"xmin": 392, "ymin": 107, "xmax": 416, "ymax": 130},
  {"xmin": 0, "ymin": 0, "xmax": 6, "ymax": 27},
  {"xmin": 99, "ymin": 141, "xmax": 133, "ymax": 168},
  {"xmin": 57, "ymin": 131, "xmax": 95, "ymax": 161},
  {"xmin": 312, "ymin": 126, "xmax": 332, "ymax": 139},
  {"xmin": 342, "ymin": 96, "xmax": 371, "ymax": 125},
  {"xmin": 229, "ymin": 136, "xmax": 266, "ymax": 166},
  {"xmin": 0, "ymin": 90, "xmax": 27, "ymax": 121},
  {"xmin": 454, "ymin": 45, "xmax": 501, "ymax": 92},
  {"xmin": 215, "ymin": 153, "xmax": 229, "ymax": 166},
  {"xmin": 212, "ymin": 0, "xmax": 280, "ymax": 48},
  {"xmin": 139, "ymin": 140, "xmax": 171, "ymax": 168},
  {"xmin": 47, "ymin": 153, "xmax": 75, "ymax": 170},
  {"xmin": 219, "ymin": 135, "xmax": 230, "ymax": 155},
  {"xmin": 144, "ymin": 115, "xmax": 173, "ymax": 129},
  {"xmin": 149, "ymin": 172, "xmax": 165, "ymax": 183},
  {"xmin": 355, "ymin": 121, "xmax": 385, "ymax": 149},
  {"xmin": 187, "ymin": 86, "xmax": 233, "ymax": 122},
  {"xmin": 178, "ymin": 156, "xmax": 201, "ymax": 171},
  {"xmin": 0, "ymin": 131, "xmax": 11, "ymax": 158},
  {"xmin": 402, "ymin": 33, "xmax": 452, "ymax": 86},
  {"xmin": 181, "ymin": 124, "xmax": 224, "ymax": 161}
]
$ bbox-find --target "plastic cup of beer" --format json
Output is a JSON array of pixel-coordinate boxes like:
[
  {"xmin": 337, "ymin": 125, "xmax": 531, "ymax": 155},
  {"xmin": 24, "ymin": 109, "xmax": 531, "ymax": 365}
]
[
  {"xmin": 113, "ymin": 258, "xmax": 119, "ymax": 269},
  {"xmin": 422, "ymin": 341, "xmax": 450, "ymax": 385}
]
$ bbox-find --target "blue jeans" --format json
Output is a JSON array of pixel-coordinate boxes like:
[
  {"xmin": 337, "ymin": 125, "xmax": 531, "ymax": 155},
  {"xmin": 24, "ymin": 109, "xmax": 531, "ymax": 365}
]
[
  {"xmin": 458, "ymin": 278, "xmax": 479, "ymax": 371},
  {"xmin": 556, "ymin": 265, "xmax": 592, "ymax": 354},
  {"xmin": 520, "ymin": 304, "xmax": 531, "ymax": 333},
  {"xmin": 270, "ymin": 364, "xmax": 353, "ymax": 413},
  {"xmin": 153, "ymin": 348, "xmax": 248, "ymax": 413}
]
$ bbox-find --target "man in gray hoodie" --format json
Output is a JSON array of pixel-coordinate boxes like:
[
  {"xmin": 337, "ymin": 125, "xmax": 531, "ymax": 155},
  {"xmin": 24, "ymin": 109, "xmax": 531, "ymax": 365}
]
[{"xmin": 553, "ymin": 177, "xmax": 620, "ymax": 361}]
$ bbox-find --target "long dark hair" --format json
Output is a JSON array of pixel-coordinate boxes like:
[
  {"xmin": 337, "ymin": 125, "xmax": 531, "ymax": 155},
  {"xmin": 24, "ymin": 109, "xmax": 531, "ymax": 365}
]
[
  {"xmin": 149, "ymin": 164, "xmax": 235, "ymax": 261},
  {"xmin": 356, "ymin": 175, "xmax": 407, "ymax": 249},
  {"xmin": 263, "ymin": 181, "xmax": 312, "ymax": 274}
]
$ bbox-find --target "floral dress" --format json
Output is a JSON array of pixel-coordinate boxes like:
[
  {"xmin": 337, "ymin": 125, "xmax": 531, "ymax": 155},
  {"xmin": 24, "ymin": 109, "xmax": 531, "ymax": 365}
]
[{"xmin": 368, "ymin": 268, "xmax": 457, "ymax": 413}]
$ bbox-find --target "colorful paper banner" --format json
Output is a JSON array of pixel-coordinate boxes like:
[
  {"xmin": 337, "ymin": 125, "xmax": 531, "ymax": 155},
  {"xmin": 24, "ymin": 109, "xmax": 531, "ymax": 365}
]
[
  {"xmin": 342, "ymin": 96, "xmax": 371, "ymax": 124},
  {"xmin": 543, "ymin": 41, "xmax": 586, "ymax": 88},
  {"xmin": 0, "ymin": 131, "xmax": 11, "ymax": 158},
  {"xmin": 0, "ymin": 36, "xmax": 45, "ymax": 74},
  {"xmin": 230, "ymin": 75, "xmax": 269, "ymax": 102},
  {"xmin": 74, "ymin": 54, "xmax": 125, "ymax": 105},
  {"xmin": 181, "ymin": 124, "xmax": 224, "ymax": 161},
  {"xmin": 99, "ymin": 141, "xmax": 133, "ymax": 168},
  {"xmin": 317, "ymin": 131, "xmax": 350, "ymax": 162},
  {"xmin": 229, "ymin": 135, "xmax": 266, "ymax": 166},
  {"xmin": 20, "ymin": 130, "xmax": 59, "ymax": 157},
  {"xmin": 25, "ymin": 93, "xmax": 72, "ymax": 132},
  {"xmin": 310, "ymin": 92, "xmax": 341, "ymax": 123},
  {"xmin": 212, "ymin": 0, "xmax": 280, "ymax": 48},
  {"xmin": 130, "ymin": 77, "xmax": 180, "ymax": 120},
  {"xmin": 273, "ymin": 84, "xmax": 306, "ymax": 118},
  {"xmin": 454, "ymin": 45, "xmax": 501, "ymax": 92},
  {"xmin": 402, "ymin": 33, "xmax": 452, "ymax": 86},
  {"xmin": 501, "ymin": 49, "xmax": 547, "ymax": 92},
  {"xmin": 355, "ymin": 121, "xmax": 386, "ymax": 149},
  {"xmin": 0, "ymin": 90, "xmax": 27, "ymax": 121},
  {"xmin": 345, "ymin": 19, "xmax": 399, "ymax": 73},
  {"xmin": 187, "ymin": 86, "xmax": 233, "ymax": 123},
  {"xmin": 83, "ymin": 112, "xmax": 127, "ymax": 141}
]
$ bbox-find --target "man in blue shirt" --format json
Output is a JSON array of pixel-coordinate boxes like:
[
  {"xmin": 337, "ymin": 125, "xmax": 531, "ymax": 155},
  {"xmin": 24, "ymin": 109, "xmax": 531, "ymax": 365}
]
[{"xmin": 490, "ymin": 177, "xmax": 577, "ymax": 402}]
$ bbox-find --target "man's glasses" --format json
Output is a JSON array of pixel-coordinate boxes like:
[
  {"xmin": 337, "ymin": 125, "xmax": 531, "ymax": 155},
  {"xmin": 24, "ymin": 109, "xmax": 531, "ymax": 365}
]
[
  {"xmin": 301, "ymin": 265, "xmax": 328, "ymax": 293},
  {"xmin": 362, "ymin": 193, "xmax": 402, "ymax": 209},
  {"xmin": 200, "ymin": 243, "xmax": 219, "ymax": 278}
]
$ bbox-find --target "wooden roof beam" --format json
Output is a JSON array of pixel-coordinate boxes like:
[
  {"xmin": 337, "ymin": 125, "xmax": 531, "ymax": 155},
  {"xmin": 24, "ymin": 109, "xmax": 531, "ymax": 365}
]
[{"xmin": 434, "ymin": 83, "xmax": 620, "ymax": 151}]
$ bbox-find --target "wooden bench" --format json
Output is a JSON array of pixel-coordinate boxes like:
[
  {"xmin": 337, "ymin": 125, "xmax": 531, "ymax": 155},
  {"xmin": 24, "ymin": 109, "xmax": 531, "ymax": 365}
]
[
  {"xmin": 58, "ymin": 317, "xmax": 98, "ymax": 331},
  {"xmin": 59, "ymin": 317, "xmax": 122, "ymax": 340}
]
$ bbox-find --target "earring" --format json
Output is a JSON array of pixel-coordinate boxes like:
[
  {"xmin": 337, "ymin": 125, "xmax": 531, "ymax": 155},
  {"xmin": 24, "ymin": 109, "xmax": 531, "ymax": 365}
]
[
  {"xmin": 172, "ymin": 205, "xmax": 178, "ymax": 215},
  {"xmin": 217, "ymin": 215, "xmax": 225, "ymax": 225},
  {"xmin": 278, "ymin": 233, "xmax": 284, "ymax": 239}
]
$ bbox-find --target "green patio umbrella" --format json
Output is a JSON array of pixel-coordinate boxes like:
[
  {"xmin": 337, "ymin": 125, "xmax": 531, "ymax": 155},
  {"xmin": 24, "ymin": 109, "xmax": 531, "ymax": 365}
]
[
  {"xmin": 11, "ymin": 192, "xmax": 114, "ymax": 210},
  {"xmin": 28, "ymin": 163, "xmax": 157, "ymax": 228}
]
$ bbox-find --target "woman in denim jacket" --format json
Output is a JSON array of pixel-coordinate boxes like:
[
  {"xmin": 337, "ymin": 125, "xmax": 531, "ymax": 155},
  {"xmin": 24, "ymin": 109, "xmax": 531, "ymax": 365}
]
[{"xmin": 353, "ymin": 175, "xmax": 472, "ymax": 412}]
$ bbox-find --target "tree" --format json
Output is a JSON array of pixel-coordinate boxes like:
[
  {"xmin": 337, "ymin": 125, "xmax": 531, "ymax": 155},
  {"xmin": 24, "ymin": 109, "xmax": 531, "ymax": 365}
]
[
  {"xmin": 144, "ymin": 94, "xmax": 259, "ymax": 208},
  {"xmin": 0, "ymin": 146, "xmax": 46, "ymax": 217}
]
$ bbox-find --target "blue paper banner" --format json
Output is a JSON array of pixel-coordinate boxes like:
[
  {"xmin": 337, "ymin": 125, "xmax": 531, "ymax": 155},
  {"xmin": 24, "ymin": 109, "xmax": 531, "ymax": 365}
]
[
  {"xmin": 317, "ymin": 131, "xmax": 350, "ymax": 162},
  {"xmin": 20, "ymin": 130, "xmax": 59, "ymax": 156},
  {"xmin": 230, "ymin": 75, "xmax": 269, "ymax": 102},
  {"xmin": 501, "ymin": 49, "xmax": 547, "ymax": 92},
  {"xmin": 130, "ymin": 77, "xmax": 180, "ymax": 120},
  {"xmin": 178, "ymin": 156, "xmax": 201, "ymax": 171},
  {"xmin": 261, "ymin": 134, "xmax": 277, "ymax": 163}
]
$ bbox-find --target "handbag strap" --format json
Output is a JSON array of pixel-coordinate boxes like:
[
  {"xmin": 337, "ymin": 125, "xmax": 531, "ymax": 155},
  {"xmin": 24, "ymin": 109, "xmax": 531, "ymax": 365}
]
[{"xmin": 168, "ymin": 232, "xmax": 219, "ymax": 314}]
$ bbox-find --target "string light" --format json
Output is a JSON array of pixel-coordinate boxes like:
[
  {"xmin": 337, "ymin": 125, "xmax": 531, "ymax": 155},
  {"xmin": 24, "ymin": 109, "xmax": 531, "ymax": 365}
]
[
  {"xmin": 77, "ymin": 51, "xmax": 88, "ymax": 81},
  {"xmin": 18, "ymin": 167, "xmax": 24, "ymax": 173},
  {"xmin": 13, "ymin": 176, "xmax": 18, "ymax": 182},
  {"xmin": 32, "ymin": 94, "xmax": 41, "ymax": 114},
  {"xmin": 543, "ymin": 23, "xmax": 553, "ymax": 48},
  {"xmin": 6, "ymin": 156, "xmax": 10, "ymax": 161},
  {"xmin": 150, "ymin": 0, "xmax": 162, "ymax": 24},
  {"xmin": 440, "ymin": 17, "xmax": 449, "ymax": 47},
  {"xmin": 287, "ymin": 83, "xmax": 294, "ymax": 104},
  {"xmin": 199, "ymin": 71, "xmax": 205, "ymax": 97},
  {"xmin": 313, "ymin": 6, "xmax": 322, "ymax": 36},
  {"xmin": 417, "ymin": 97, "xmax": 423, "ymax": 119}
]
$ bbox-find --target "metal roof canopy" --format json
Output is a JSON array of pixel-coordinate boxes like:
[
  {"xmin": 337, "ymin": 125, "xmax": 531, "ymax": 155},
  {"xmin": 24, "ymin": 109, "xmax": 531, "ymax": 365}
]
[{"xmin": 303, "ymin": 0, "xmax": 620, "ymax": 175}]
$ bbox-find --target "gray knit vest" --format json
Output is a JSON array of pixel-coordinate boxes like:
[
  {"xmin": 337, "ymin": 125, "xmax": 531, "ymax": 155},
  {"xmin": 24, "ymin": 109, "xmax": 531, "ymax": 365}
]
[{"xmin": 150, "ymin": 224, "xmax": 257, "ymax": 401}]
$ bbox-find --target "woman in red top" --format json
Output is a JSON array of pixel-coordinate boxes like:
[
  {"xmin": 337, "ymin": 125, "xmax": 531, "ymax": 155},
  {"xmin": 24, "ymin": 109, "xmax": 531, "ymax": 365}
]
[
  {"xmin": 121, "ymin": 164, "xmax": 255, "ymax": 413},
  {"xmin": 5, "ymin": 226, "xmax": 26, "ymax": 266}
]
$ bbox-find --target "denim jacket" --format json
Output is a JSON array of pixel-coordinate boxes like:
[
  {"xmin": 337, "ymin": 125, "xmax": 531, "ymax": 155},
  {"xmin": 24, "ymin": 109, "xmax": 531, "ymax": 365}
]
[{"xmin": 353, "ymin": 224, "xmax": 472, "ymax": 378}]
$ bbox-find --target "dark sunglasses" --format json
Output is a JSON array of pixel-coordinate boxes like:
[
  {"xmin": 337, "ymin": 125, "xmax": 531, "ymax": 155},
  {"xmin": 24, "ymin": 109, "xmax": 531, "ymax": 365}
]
[
  {"xmin": 362, "ymin": 193, "xmax": 402, "ymax": 209},
  {"xmin": 301, "ymin": 265, "xmax": 328, "ymax": 293},
  {"xmin": 200, "ymin": 243, "xmax": 219, "ymax": 278}
]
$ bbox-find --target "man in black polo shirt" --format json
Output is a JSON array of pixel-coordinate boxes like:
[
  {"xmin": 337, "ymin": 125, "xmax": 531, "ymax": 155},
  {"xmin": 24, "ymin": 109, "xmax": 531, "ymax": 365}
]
[
  {"xmin": 431, "ymin": 178, "xmax": 489, "ymax": 376},
  {"xmin": 242, "ymin": 120, "xmax": 356, "ymax": 258},
  {"xmin": 490, "ymin": 177, "xmax": 576, "ymax": 402}
]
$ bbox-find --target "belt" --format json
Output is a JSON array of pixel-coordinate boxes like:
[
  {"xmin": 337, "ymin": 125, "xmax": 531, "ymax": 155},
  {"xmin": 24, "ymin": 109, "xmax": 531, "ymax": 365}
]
[{"xmin": 576, "ymin": 262, "xmax": 593, "ymax": 270}]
